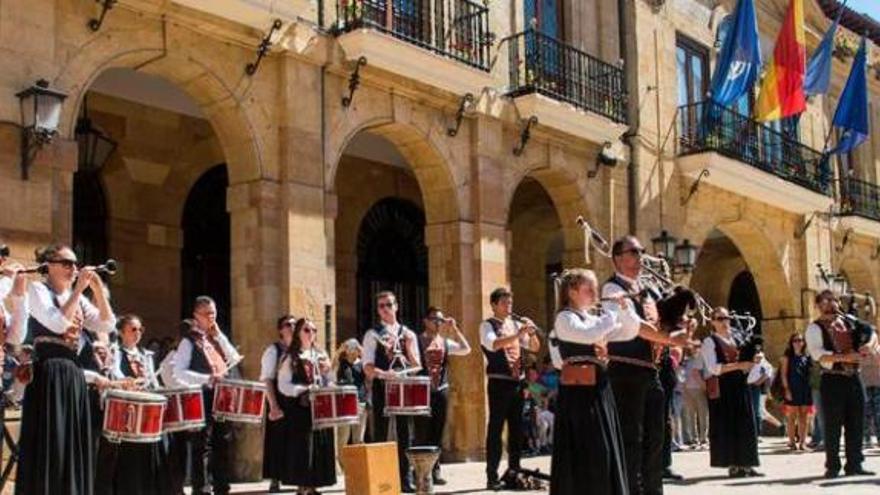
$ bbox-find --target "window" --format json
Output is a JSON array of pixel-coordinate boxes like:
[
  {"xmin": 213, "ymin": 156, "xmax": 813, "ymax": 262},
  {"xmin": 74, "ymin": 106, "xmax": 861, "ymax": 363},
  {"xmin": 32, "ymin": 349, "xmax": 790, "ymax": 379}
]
[
  {"xmin": 676, "ymin": 35, "xmax": 709, "ymax": 107},
  {"xmin": 524, "ymin": 0, "xmax": 564, "ymax": 39}
]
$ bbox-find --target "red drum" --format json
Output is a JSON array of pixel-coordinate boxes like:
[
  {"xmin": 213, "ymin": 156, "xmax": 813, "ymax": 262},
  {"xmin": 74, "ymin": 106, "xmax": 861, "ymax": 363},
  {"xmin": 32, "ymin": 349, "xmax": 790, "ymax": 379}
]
[
  {"xmin": 103, "ymin": 389, "xmax": 167, "ymax": 443},
  {"xmin": 310, "ymin": 385, "xmax": 360, "ymax": 430},
  {"xmin": 384, "ymin": 376, "xmax": 431, "ymax": 416},
  {"xmin": 160, "ymin": 385, "xmax": 206, "ymax": 433},
  {"xmin": 213, "ymin": 379, "xmax": 266, "ymax": 424}
]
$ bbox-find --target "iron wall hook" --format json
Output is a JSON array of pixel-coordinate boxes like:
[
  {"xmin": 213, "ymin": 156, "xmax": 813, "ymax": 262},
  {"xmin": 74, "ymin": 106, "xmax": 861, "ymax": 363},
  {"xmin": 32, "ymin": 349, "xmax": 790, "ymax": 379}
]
[
  {"xmin": 342, "ymin": 57, "xmax": 368, "ymax": 108},
  {"xmin": 513, "ymin": 116, "xmax": 538, "ymax": 156},
  {"xmin": 245, "ymin": 19, "xmax": 284, "ymax": 76}
]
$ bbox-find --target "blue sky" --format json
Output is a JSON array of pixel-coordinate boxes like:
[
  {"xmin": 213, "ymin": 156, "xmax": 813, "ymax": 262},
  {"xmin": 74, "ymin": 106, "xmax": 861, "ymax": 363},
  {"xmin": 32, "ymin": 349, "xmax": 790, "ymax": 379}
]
[{"xmin": 846, "ymin": 0, "xmax": 880, "ymax": 22}]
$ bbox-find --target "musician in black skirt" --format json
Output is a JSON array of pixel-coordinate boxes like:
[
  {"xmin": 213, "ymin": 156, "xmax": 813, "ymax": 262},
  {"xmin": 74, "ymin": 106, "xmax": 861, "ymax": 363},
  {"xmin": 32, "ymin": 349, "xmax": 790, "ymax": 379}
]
[
  {"xmin": 550, "ymin": 268, "xmax": 640, "ymax": 495},
  {"xmin": 276, "ymin": 317, "xmax": 336, "ymax": 494},
  {"xmin": 601, "ymin": 236, "xmax": 692, "ymax": 495},
  {"xmin": 701, "ymin": 307, "xmax": 761, "ymax": 478},
  {"xmin": 95, "ymin": 314, "xmax": 170, "ymax": 494},
  {"xmin": 18, "ymin": 243, "xmax": 116, "ymax": 495},
  {"xmin": 261, "ymin": 314, "xmax": 296, "ymax": 492},
  {"xmin": 415, "ymin": 306, "xmax": 471, "ymax": 485}
]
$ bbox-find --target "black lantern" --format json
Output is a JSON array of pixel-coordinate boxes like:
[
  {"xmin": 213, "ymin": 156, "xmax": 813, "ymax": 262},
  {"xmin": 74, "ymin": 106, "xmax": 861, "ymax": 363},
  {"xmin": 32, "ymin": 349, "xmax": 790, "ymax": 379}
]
[
  {"xmin": 831, "ymin": 274, "xmax": 850, "ymax": 296},
  {"xmin": 652, "ymin": 230, "xmax": 678, "ymax": 260},
  {"xmin": 16, "ymin": 79, "xmax": 68, "ymax": 180},
  {"xmin": 674, "ymin": 239, "xmax": 699, "ymax": 273},
  {"xmin": 75, "ymin": 97, "xmax": 117, "ymax": 173}
]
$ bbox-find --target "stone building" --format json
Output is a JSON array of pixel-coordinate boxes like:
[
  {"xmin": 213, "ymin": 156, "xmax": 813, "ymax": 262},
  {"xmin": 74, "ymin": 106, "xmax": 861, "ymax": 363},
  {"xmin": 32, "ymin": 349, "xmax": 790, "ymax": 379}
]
[{"xmin": 0, "ymin": 0, "xmax": 877, "ymax": 478}]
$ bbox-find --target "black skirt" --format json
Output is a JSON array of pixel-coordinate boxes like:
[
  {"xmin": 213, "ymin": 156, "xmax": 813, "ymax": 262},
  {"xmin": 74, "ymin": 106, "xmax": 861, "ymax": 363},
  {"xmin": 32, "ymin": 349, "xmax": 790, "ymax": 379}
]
[
  {"xmin": 279, "ymin": 394, "xmax": 337, "ymax": 487},
  {"xmin": 262, "ymin": 401, "xmax": 286, "ymax": 480},
  {"xmin": 550, "ymin": 374, "xmax": 629, "ymax": 495},
  {"xmin": 16, "ymin": 345, "xmax": 94, "ymax": 495},
  {"xmin": 708, "ymin": 372, "xmax": 759, "ymax": 468},
  {"xmin": 94, "ymin": 437, "xmax": 171, "ymax": 495}
]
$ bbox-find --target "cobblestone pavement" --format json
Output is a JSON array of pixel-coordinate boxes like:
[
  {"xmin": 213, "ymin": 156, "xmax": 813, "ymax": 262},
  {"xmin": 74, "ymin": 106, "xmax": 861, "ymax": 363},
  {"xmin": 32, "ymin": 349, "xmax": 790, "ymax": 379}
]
[{"xmin": 202, "ymin": 438, "xmax": 880, "ymax": 494}]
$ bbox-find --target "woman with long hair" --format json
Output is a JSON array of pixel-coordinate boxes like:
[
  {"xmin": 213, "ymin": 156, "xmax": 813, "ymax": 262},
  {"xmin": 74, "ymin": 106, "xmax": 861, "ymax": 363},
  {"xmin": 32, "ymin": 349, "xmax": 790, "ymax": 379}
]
[
  {"xmin": 18, "ymin": 243, "xmax": 116, "ymax": 495},
  {"xmin": 549, "ymin": 268, "xmax": 639, "ymax": 495},
  {"xmin": 277, "ymin": 318, "xmax": 337, "ymax": 494},
  {"xmin": 701, "ymin": 307, "xmax": 761, "ymax": 478},
  {"xmin": 780, "ymin": 332, "xmax": 813, "ymax": 451}
]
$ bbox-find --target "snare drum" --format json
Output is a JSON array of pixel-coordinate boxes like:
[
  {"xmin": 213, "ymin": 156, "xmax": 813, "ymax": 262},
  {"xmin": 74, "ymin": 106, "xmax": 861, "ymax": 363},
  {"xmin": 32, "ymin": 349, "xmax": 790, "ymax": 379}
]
[
  {"xmin": 384, "ymin": 376, "xmax": 431, "ymax": 416},
  {"xmin": 103, "ymin": 389, "xmax": 167, "ymax": 443},
  {"xmin": 160, "ymin": 385, "xmax": 206, "ymax": 433},
  {"xmin": 310, "ymin": 385, "xmax": 360, "ymax": 430},
  {"xmin": 213, "ymin": 379, "xmax": 266, "ymax": 424}
]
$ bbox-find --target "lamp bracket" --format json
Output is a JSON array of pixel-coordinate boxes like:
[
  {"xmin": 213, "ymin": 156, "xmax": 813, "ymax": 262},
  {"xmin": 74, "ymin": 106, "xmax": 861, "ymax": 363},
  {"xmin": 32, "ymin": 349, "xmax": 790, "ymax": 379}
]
[
  {"xmin": 447, "ymin": 93, "xmax": 474, "ymax": 137},
  {"xmin": 341, "ymin": 57, "xmax": 368, "ymax": 108},
  {"xmin": 20, "ymin": 128, "xmax": 56, "ymax": 180},
  {"xmin": 680, "ymin": 168, "xmax": 710, "ymax": 206},
  {"xmin": 794, "ymin": 212, "xmax": 818, "ymax": 239},
  {"xmin": 835, "ymin": 227, "xmax": 854, "ymax": 253},
  {"xmin": 245, "ymin": 19, "xmax": 284, "ymax": 76},
  {"xmin": 513, "ymin": 116, "xmax": 538, "ymax": 156},
  {"xmin": 88, "ymin": 0, "xmax": 117, "ymax": 32}
]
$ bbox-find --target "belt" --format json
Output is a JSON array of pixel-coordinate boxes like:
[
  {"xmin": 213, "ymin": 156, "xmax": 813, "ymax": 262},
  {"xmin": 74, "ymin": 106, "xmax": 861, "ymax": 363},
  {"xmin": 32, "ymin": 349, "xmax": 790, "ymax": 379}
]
[
  {"xmin": 487, "ymin": 373, "xmax": 522, "ymax": 382},
  {"xmin": 821, "ymin": 368, "xmax": 859, "ymax": 377},
  {"xmin": 564, "ymin": 355, "xmax": 607, "ymax": 368},
  {"xmin": 608, "ymin": 355, "xmax": 657, "ymax": 370},
  {"xmin": 34, "ymin": 336, "xmax": 78, "ymax": 352}
]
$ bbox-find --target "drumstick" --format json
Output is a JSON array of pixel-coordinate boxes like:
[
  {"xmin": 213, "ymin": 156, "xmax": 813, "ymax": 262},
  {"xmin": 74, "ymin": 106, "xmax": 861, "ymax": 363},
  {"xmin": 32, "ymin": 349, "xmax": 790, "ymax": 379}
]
[{"xmin": 392, "ymin": 366, "xmax": 423, "ymax": 377}]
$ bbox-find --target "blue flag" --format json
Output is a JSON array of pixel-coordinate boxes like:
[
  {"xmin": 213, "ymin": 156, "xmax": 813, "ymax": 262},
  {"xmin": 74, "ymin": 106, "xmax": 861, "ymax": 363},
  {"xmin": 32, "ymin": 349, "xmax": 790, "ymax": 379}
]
[
  {"xmin": 805, "ymin": 2, "xmax": 845, "ymax": 96},
  {"xmin": 830, "ymin": 37, "xmax": 869, "ymax": 155},
  {"xmin": 709, "ymin": 0, "xmax": 762, "ymax": 106}
]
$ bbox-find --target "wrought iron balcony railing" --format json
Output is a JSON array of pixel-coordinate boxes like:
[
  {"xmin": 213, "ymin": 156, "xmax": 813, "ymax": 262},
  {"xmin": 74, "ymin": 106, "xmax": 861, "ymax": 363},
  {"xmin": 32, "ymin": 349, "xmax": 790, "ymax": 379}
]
[
  {"xmin": 840, "ymin": 176, "xmax": 880, "ymax": 221},
  {"xmin": 677, "ymin": 101, "xmax": 831, "ymax": 196},
  {"xmin": 506, "ymin": 29, "xmax": 627, "ymax": 124},
  {"xmin": 334, "ymin": 0, "xmax": 491, "ymax": 71}
]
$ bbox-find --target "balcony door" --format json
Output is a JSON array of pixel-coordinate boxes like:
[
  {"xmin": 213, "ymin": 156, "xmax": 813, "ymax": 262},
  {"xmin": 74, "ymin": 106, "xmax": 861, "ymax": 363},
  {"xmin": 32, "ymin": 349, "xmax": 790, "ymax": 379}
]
[
  {"xmin": 524, "ymin": 1, "xmax": 566, "ymax": 100},
  {"xmin": 676, "ymin": 35, "xmax": 709, "ymax": 145}
]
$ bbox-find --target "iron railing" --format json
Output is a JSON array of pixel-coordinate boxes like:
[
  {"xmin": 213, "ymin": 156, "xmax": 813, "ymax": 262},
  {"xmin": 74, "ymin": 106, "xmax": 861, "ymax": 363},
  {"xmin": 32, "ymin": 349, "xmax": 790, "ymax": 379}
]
[
  {"xmin": 840, "ymin": 176, "xmax": 880, "ymax": 221},
  {"xmin": 677, "ymin": 101, "xmax": 830, "ymax": 196},
  {"xmin": 334, "ymin": 0, "xmax": 491, "ymax": 71},
  {"xmin": 507, "ymin": 29, "xmax": 627, "ymax": 124}
]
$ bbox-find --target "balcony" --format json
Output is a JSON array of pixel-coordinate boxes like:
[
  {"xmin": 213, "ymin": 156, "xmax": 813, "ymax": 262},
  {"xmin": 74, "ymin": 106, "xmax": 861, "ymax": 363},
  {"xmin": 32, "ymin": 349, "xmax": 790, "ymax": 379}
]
[
  {"xmin": 505, "ymin": 29, "xmax": 628, "ymax": 142},
  {"xmin": 676, "ymin": 101, "xmax": 834, "ymax": 214},
  {"xmin": 839, "ymin": 177, "xmax": 880, "ymax": 235},
  {"xmin": 333, "ymin": 0, "xmax": 494, "ymax": 95}
]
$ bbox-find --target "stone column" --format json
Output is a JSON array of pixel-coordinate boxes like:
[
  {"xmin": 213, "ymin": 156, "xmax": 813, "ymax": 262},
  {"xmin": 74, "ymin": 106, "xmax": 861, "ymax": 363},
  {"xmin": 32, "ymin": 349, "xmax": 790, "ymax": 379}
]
[{"xmin": 226, "ymin": 178, "xmax": 284, "ymax": 479}]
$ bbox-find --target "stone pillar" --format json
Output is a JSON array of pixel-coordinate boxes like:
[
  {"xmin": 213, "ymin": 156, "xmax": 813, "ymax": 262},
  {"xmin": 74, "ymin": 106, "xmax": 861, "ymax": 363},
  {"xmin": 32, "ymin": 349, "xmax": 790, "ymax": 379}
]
[{"xmin": 226, "ymin": 178, "xmax": 284, "ymax": 479}]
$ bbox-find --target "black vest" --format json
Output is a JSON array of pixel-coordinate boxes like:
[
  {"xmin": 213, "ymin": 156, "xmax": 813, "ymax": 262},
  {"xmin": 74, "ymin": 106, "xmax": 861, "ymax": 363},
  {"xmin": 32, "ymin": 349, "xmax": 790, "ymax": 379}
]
[
  {"xmin": 555, "ymin": 309, "xmax": 598, "ymax": 360},
  {"xmin": 183, "ymin": 333, "xmax": 216, "ymax": 374},
  {"xmin": 76, "ymin": 330, "xmax": 101, "ymax": 372},
  {"xmin": 371, "ymin": 324, "xmax": 413, "ymax": 372},
  {"xmin": 481, "ymin": 318, "xmax": 522, "ymax": 379},
  {"xmin": 28, "ymin": 283, "xmax": 90, "ymax": 361},
  {"xmin": 604, "ymin": 274, "xmax": 654, "ymax": 363},
  {"xmin": 119, "ymin": 346, "xmax": 147, "ymax": 377}
]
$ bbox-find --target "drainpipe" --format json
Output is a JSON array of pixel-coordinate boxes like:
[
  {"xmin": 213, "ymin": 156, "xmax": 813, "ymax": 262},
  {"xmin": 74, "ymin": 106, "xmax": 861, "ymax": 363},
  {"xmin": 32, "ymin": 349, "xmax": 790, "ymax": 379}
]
[{"xmin": 618, "ymin": 0, "xmax": 640, "ymax": 235}]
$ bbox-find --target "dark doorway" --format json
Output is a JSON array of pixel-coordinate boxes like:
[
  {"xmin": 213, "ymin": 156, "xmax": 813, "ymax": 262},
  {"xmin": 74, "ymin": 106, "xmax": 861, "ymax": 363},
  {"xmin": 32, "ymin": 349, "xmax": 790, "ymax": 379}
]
[
  {"xmin": 181, "ymin": 165, "xmax": 231, "ymax": 335},
  {"xmin": 356, "ymin": 197, "xmax": 428, "ymax": 336},
  {"xmin": 72, "ymin": 171, "xmax": 109, "ymax": 267},
  {"xmin": 728, "ymin": 270, "xmax": 763, "ymax": 335}
]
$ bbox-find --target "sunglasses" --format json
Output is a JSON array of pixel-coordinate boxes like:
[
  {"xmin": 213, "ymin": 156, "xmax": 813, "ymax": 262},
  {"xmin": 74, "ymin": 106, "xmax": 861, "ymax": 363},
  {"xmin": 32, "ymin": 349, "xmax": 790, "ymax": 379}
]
[
  {"xmin": 792, "ymin": 338, "xmax": 804, "ymax": 343},
  {"xmin": 620, "ymin": 248, "xmax": 645, "ymax": 257},
  {"xmin": 303, "ymin": 327, "xmax": 318, "ymax": 334},
  {"xmin": 713, "ymin": 316, "xmax": 731, "ymax": 321},
  {"xmin": 378, "ymin": 302, "xmax": 395, "ymax": 309},
  {"xmin": 128, "ymin": 326, "xmax": 145, "ymax": 333},
  {"xmin": 48, "ymin": 259, "xmax": 77, "ymax": 268}
]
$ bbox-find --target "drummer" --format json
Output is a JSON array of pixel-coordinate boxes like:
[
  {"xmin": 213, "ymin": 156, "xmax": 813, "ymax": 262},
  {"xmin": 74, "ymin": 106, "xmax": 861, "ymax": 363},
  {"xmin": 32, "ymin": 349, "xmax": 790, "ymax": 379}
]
[
  {"xmin": 276, "ymin": 317, "xmax": 337, "ymax": 493},
  {"xmin": 261, "ymin": 313, "xmax": 296, "ymax": 493},
  {"xmin": 95, "ymin": 314, "xmax": 170, "ymax": 494},
  {"xmin": 415, "ymin": 306, "xmax": 471, "ymax": 485},
  {"xmin": 171, "ymin": 296, "xmax": 242, "ymax": 495},
  {"xmin": 363, "ymin": 290, "xmax": 422, "ymax": 493}
]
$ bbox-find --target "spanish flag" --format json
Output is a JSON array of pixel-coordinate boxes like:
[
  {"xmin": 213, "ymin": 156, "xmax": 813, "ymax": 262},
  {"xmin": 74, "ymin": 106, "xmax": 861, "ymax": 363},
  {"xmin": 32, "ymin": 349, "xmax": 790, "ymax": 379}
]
[{"xmin": 755, "ymin": 0, "xmax": 806, "ymax": 121}]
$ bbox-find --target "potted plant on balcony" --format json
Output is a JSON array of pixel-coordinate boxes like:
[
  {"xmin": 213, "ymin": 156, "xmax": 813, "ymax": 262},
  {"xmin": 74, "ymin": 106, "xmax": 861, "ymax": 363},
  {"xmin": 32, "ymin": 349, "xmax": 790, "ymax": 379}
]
[{"xmin": 833, "ymin": 35, "xmax": 857, "ymax": 61}]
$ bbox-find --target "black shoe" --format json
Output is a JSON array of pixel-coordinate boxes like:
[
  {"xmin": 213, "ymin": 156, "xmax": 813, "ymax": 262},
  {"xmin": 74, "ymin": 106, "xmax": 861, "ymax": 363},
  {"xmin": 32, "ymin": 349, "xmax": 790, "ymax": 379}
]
[
  {"xmin": 401, "ymin": 483, "xmax": 415, "ymax": 493},
  {"xmin": 728, "ymin": 467, "xmax": 746, "ymax": 478},
  {"xmin": 662, "ymin": 469, "xmax": 684, "ymax": 481},
  {"xmin": 268, "ymin": 480, "xmax": 281, "ymax": 493},
  {"xmin": 486, "ymin": 479, "xmax": 505, "ymax": 491},
  {"xmin": 824, "ymin": 469, "xmax": 840, "ymax": 479},
  {"xmin": 433, "ymin": 474, "xmax": 447, "ymax": 485},
  {"xmin": 744, "ymin": 468, "xmax": 764, "ymax": 478},
  {"xmin": 844, "ymin": 466, "xmax": 875, "ymax": 476}
]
